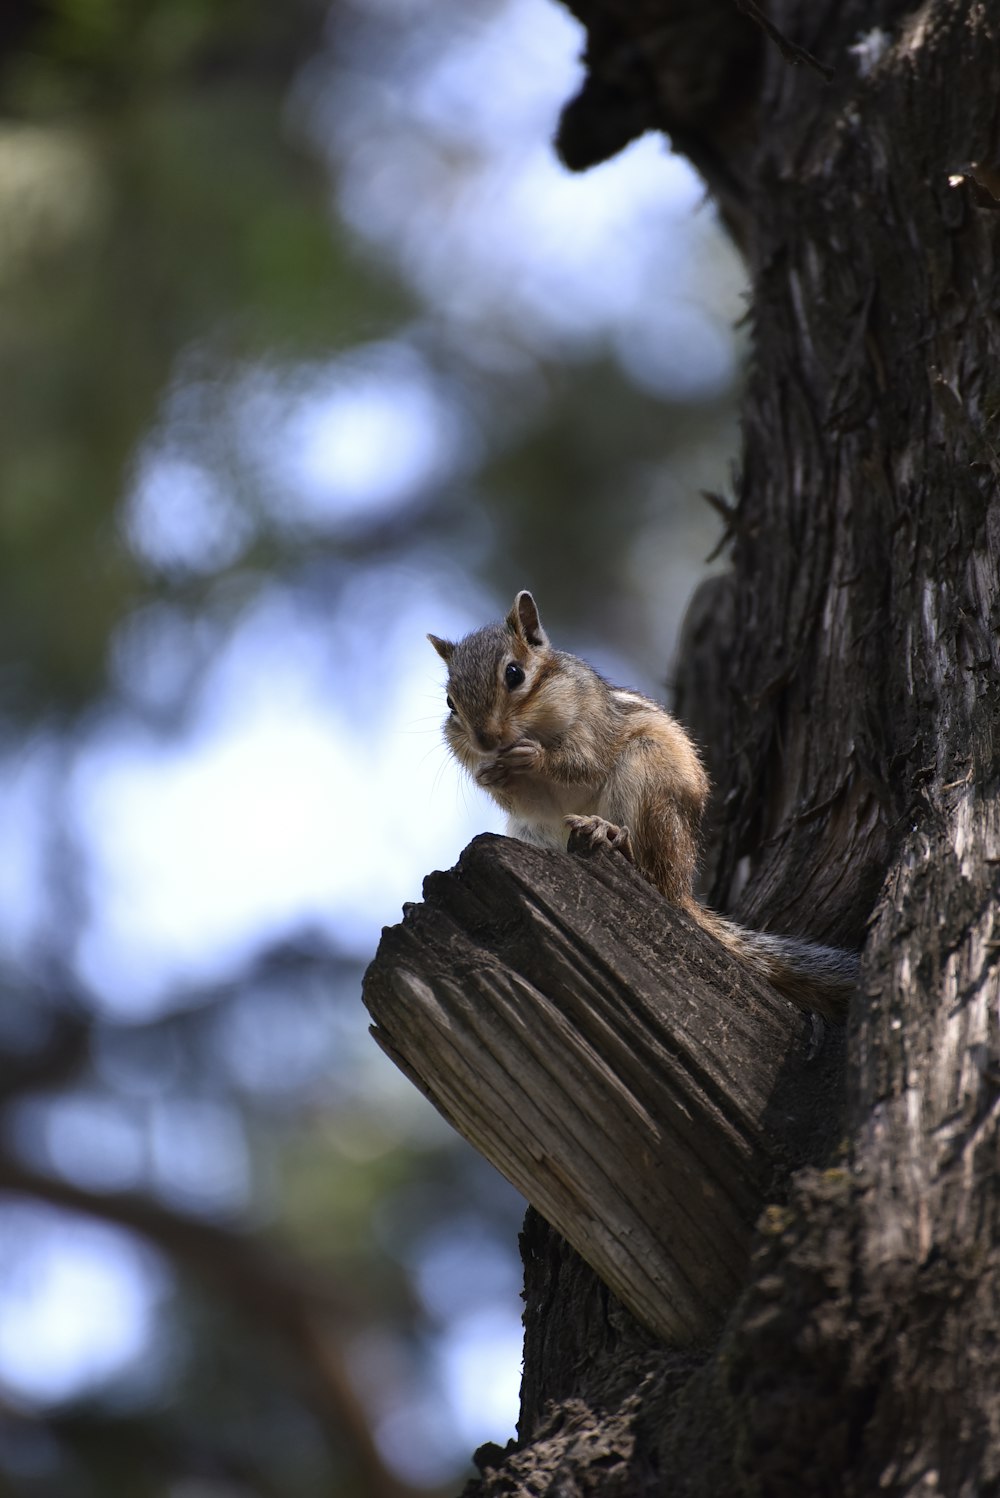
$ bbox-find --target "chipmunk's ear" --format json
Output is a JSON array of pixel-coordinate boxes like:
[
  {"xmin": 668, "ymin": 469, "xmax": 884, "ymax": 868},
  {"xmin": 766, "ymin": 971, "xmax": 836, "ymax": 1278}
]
[
  {"xmin": 427, "ymin": 633, "xmax": 455, "ymax": 663},
  {"xmin": 507, "ymin": 590, "xmax": 548, "ymax": 648}
]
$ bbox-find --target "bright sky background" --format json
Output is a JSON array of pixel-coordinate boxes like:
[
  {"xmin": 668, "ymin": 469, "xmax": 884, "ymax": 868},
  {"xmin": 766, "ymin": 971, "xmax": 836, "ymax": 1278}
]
[
  {"xmin": 70, "ymin": 567, "xmax": 497, "ymax": 1016},
  {"xmin": 0, "ymin": 0, "xmax": 744, "ymax": 1477}
]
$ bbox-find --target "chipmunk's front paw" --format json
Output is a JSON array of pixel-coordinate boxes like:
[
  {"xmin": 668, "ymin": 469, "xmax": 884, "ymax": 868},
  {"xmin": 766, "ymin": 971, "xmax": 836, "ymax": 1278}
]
[
  {"xmin": 501, "ymin": 739, "xmax": 542, "ymax": 771},
  {"xmin": 476, "ymin": 739, "xmax": 541, "ymax": 788},
  {"xmin": 475, "ymin": 759, "xmax": 504, "ymax": 788},
  {"xmin": 565, "ymin": 814, "xmax": 635, "ymax": 863}
]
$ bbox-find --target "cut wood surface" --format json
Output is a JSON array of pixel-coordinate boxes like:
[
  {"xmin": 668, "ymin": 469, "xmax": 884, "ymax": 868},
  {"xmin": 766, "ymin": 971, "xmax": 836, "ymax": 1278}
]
[{"xmin": 364, "ymin": 832, "xmax": 841, "ymax": 1344}]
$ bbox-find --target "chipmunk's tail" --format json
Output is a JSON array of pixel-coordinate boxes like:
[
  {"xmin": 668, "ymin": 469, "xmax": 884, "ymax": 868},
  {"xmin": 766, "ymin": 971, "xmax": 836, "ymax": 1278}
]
[{"xmin": 697, "ymin": 909, "xmax": 859, "ymax": 1019}]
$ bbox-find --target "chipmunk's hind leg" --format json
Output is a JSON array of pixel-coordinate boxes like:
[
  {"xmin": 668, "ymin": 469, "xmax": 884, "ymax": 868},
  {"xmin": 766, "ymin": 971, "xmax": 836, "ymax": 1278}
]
[{"xmin": 565, "ymin": 814, "xmax": 635, "ymax": 864}]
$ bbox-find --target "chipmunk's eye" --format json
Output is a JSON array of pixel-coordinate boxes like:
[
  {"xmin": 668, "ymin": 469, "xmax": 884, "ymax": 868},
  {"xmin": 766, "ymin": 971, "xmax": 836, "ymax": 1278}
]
[
  {"xmin": 504, "ymin": 662, "xmax": 525, "ymax": 689},
  {"xmin": 446, "ymin": 694, "xmax": 455, "ymax": 712}
]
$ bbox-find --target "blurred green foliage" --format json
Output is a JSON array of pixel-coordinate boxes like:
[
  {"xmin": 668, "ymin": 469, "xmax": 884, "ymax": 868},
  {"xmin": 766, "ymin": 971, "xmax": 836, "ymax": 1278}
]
[
  {"xmin": 2, "ymin": 0, "xmax": 321, "ymax": 107},
  {"xmin": 0, "ymin": 7, "xmax": 478, "ymax": 1495},
  {"xmin": 0, "ymin": 0, "xmax": 407, "ymax": 714}
]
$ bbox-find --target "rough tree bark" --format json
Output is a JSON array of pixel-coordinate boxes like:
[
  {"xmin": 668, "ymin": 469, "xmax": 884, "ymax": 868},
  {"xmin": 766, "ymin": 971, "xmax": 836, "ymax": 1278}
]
[{"xmin": 366, "ymin": 2, "xmax": 1000, "ymax": 1494}]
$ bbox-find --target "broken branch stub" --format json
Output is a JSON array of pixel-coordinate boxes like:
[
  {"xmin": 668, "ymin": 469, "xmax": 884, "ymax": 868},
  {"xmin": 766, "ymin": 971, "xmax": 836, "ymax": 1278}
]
[{"xmin": 362, "ymin": 834, "xmax": 820, "ymax": 1343}]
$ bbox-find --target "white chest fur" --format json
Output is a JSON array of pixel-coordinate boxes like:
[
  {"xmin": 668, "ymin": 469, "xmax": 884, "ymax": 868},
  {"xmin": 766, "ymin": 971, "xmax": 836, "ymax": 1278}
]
[{"xmin": 504, "ymin": 776, "xmax": 600, "ymax": 851}]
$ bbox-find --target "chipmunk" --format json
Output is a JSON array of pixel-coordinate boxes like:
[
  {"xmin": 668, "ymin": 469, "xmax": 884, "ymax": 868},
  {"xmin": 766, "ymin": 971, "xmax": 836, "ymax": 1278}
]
[{"xmin": 429, "ymin": 590, "xmax": 857, "ymax": 1018}]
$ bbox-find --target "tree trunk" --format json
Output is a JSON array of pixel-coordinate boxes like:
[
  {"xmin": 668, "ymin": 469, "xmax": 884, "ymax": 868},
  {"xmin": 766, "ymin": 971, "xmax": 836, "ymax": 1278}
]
[{"xmin": 367, "ymin": 2, "xmax": 1000, "ymax": 1493}]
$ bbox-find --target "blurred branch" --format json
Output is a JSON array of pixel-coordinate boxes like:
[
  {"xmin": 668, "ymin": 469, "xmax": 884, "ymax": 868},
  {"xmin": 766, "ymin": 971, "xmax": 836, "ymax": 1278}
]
[
  {"xmin": 0, "ymin": 1149, "xmax": 338, "ymax": 1315},
  {"xmin": 0, "ymin": 0, "xmax": 41, "ymax": 67},
  {"xmin": 0, "ymin": 1399, "xmax": 285, "ymax": 1498},
  {"xmin": 0, "ymin": 1013, "xmax": 90, "ymax": 1106},
  {"xmin": 0, "ymin": 1152, "xmax": 417, "ymax": 1498}
]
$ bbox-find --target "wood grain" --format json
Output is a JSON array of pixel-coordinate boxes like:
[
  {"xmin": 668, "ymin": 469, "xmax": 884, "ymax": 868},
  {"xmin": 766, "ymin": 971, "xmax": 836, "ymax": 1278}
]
[{"xmin": 364, "ymin": 833, "xmax": 836, "ymax": 1343}]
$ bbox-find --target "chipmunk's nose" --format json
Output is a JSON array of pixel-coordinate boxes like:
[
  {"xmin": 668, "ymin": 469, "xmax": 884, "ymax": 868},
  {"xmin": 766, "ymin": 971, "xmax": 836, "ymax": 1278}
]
[{"xmin": 476, "ymin": 728, "xmax": 500, "ymax": 751}]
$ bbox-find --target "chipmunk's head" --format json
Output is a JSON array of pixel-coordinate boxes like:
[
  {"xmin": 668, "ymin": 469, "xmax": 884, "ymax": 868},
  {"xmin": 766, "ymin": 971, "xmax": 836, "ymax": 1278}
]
[{"xmin": 428, "ymin": 590, "xmax": 557, "ymax": 767}]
